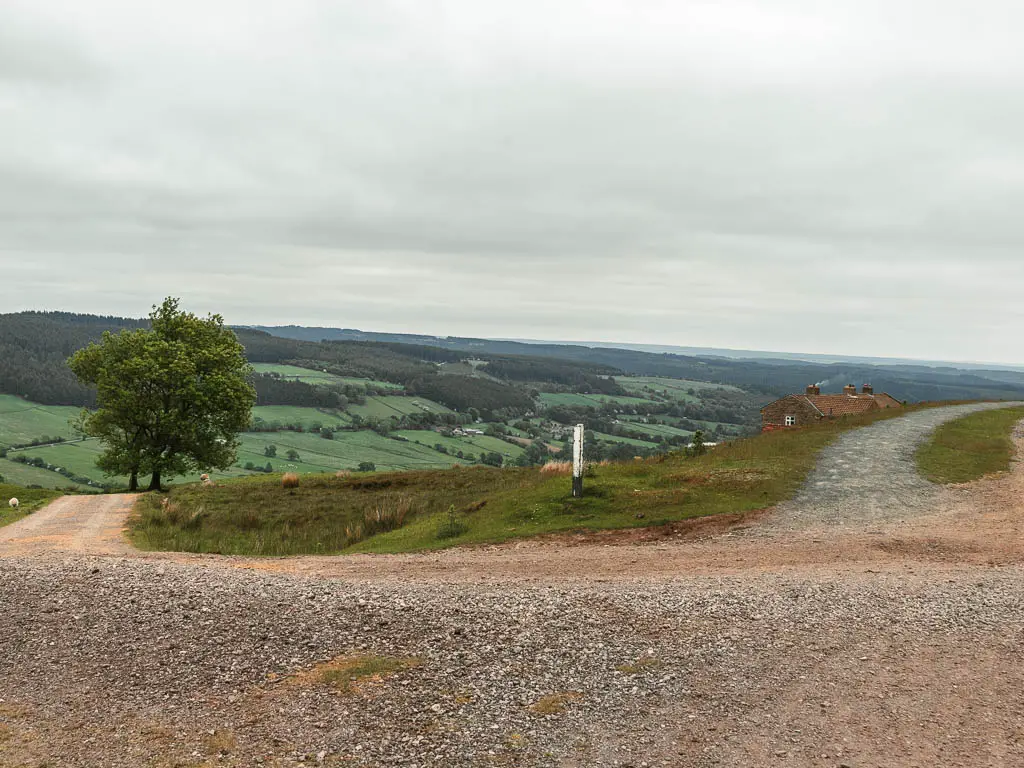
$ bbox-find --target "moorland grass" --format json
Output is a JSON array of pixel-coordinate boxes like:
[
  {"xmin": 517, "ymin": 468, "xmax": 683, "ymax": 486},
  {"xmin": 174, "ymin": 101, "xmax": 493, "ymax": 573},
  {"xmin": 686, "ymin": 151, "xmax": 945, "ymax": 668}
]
[
  {"xmin": 915, "ymin": 405, "xmax": 1024, "ymax": 484},
  {"xmin": 129, "ymin": 402, "xmax": 952, "ymax": 556},
  {"xmin": 0, "ymin": 483, "xmax": 61, "ymax": 528}
]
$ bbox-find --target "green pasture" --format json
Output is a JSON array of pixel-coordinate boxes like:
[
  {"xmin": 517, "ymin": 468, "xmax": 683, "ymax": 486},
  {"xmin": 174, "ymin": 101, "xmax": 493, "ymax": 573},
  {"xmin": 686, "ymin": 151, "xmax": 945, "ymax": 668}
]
[
  {"xmin": 536, "ymin": 392, "xmax": 660, "ymax": 409},
  {"xmin": 590, "ymin": 432, "xmax": 660, "ymax": 448},
  {"xmin": 250, "ymin": 363, "xmax": 402, "ymax": 391},
  {"xmin": 624, "ymin": 415, "xmax": 732, "ymax": 433},
  {"xmin": 613, "ymin": 421, "xmax": 694, "ymax": 440},
  {"xmin": 0, "ymin": 394, "xmax": 82, "ymax": 448},
  {"xmin": 251, "ymin": 406, "xmax": 351, "ymax": 430},
  {"xmin": 14, "ymin": 440, "xmax": 108, "ymax": 479},
  {"xmin": 393, "ymin": 430, "xmax": 525, "ymax": 460},
  {"xmin": 8, "ymin": 440, "xmax": 250, "ymax": 488},
  {"xmin": 617, "ymin": 376, "xmax": 742, "ymax": 396},
  {"xmin": 250, "ymin": 363, "xmax": 345, "ymax": 385},
  {"xmin": 0, "ymin": 457, "xmax": 92, "ymax": 491},
  {"xmin": 237, "ymin": 431, "xmax": 471, "ymax": 473},
  {"xmin": 347, "ymin": 395, "xmax": 452, "ymax": 421}
]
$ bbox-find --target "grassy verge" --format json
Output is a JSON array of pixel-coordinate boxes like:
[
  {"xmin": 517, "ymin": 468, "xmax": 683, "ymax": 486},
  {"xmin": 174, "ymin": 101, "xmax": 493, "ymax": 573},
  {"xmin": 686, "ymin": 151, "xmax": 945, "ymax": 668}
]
[
  {"xmin": 128, "ymin": 402, "xmax": 959, "ymax": 556},
  {"xmin": 0, "ymin": 483, "xmax": 62, "ymax": 528},
  {"xmin": 916, "ymin": 406, "xmax": 1024, "ymax": 484}
]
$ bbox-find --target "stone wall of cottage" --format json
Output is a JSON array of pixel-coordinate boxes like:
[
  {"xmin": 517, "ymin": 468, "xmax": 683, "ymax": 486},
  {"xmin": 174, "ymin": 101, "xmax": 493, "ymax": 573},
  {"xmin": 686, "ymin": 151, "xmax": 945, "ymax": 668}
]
[{"xmin": 761, "ymin": 397, "xmax": 820, "ymax": 429}]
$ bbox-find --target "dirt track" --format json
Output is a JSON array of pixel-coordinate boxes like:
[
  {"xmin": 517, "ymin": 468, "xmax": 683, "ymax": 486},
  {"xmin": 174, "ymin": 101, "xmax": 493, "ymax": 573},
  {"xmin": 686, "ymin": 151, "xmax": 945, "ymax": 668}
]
[
  {"xmin": 1, "ymin": 407, "xmax": 1023, "ymax": 767},
  {"xmin": 0, "ymin": 493, "xmax": 136, "ymax": 556}
]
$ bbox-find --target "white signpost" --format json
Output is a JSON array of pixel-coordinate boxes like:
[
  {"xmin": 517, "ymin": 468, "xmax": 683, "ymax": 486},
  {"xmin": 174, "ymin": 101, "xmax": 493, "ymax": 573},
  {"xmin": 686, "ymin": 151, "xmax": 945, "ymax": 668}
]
[{"xmin": 572, "ymin": 423, "xmax": 584, "ymax": 498}]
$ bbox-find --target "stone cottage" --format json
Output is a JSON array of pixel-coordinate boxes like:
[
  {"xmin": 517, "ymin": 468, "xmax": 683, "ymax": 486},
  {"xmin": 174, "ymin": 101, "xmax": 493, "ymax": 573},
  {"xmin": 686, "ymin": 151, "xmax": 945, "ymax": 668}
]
[{"xmin": 761, "ymin": 384, "xmax": 902, "ymax": 430}]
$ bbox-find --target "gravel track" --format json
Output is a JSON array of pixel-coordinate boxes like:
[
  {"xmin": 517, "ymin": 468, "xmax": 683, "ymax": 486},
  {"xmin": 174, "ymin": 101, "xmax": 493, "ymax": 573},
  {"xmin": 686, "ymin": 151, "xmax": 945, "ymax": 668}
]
[
  {"xmin": 0, "ymin": 493, "xmax": 136, "ymax": 556},
  {"xmin": 768, "ymin": 402, "xmax": 1024, "ymax": 530},
  {"xmin": 1, "ymin": 405, "xmax": 1023, "ymax": 767}
]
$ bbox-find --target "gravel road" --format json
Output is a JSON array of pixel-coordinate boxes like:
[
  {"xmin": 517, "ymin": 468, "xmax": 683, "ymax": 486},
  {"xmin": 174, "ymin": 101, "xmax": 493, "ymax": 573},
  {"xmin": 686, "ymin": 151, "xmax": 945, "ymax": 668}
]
[
  {"xmin": 769, "ymin": 402, "xmax": 1024, "ymax": 530},
  {"xmin": 0, "ymin": 493, "xmax": 136, "ymax": 556},
  {"xmin": 1, "ymin": 405, "xmax": 1022, "ymax": 767}
]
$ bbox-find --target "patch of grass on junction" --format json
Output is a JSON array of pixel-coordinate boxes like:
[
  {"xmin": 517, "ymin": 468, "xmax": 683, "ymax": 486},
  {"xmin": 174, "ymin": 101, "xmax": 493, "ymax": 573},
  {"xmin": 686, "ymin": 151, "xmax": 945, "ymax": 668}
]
[
  {"xmin": 312, "ymin": 655, "xmax": 420, "ymax": 693},
  {"xmin": 0, "ymin": 483, "xmax": 61, "ymax": 528},
  {"xmin": 916, "ymin": 406, "xmax": 1024, "ymax": 484},
  {"xmin": 128, "ymin": 401, "xmax": 947, "ymax": 556}
]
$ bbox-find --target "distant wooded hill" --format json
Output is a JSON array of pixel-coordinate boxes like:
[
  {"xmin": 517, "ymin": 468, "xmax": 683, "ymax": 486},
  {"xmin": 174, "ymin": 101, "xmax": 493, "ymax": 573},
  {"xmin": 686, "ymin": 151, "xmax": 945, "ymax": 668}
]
[
  {"xmin": 248, "ymin": 324, "xmax": 1024, "ymax": 404},
  {"xmin": 3, "ymin": 312, "xmax": 1024, "ymax": 413}
]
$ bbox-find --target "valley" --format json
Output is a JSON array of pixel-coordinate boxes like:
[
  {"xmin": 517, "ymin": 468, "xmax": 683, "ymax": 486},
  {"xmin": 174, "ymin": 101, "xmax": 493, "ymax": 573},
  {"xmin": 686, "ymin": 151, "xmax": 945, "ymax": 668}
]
[{"xmin": 4, "ymin": 311, "xmax": 1024, "ymax": 495}]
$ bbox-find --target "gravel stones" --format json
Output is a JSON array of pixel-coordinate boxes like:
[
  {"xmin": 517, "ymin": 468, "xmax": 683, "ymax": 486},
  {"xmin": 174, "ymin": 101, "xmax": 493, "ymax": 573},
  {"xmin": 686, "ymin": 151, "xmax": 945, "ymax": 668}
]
[{"xmin": 1, "ymin": 556, "xmax": 1023, "ymax": 766}]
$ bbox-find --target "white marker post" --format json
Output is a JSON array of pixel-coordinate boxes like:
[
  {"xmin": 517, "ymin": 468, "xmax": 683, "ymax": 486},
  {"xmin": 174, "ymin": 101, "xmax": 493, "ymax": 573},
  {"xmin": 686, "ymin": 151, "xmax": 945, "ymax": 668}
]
[{"xmin": 572, "ymin": 423, "xmax": 584, "ymax": 498}]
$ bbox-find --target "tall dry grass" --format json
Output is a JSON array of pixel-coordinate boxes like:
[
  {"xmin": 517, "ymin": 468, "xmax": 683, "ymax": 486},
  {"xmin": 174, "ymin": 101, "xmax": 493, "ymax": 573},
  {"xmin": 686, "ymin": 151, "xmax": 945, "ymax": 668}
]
[{"xmin": 539, "ymin": 461, "xmax": 572, "ymax": 475}]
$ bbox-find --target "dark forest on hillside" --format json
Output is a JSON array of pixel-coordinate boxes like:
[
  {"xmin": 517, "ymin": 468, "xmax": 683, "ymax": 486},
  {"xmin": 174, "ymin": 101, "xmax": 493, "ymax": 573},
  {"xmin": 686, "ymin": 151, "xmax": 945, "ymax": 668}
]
[{"xmin": 0, "ymin": 312, "xmax": 149, "ymax": 405}]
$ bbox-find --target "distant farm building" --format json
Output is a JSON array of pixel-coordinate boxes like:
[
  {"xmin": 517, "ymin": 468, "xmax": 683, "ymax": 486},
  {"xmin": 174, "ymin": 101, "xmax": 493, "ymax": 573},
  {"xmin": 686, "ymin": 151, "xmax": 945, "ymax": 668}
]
[{"xmin": 761, "ymin": 384, "xmax": 901, "ymax": 430}]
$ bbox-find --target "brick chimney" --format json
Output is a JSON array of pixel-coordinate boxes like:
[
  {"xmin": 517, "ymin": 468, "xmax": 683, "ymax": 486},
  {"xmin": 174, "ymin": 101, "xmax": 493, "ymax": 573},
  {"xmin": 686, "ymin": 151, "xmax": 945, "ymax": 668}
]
[
  {"xmin": 862, "ymin": 384, "xmax": 874, "ymax": 395},
  {"xmin": 843, "ymin": 384, "xmax": 857, "ymax": 395},
  {"xmin": 806, "ymin": 384, "xmax": 820, "ymax": 396}
]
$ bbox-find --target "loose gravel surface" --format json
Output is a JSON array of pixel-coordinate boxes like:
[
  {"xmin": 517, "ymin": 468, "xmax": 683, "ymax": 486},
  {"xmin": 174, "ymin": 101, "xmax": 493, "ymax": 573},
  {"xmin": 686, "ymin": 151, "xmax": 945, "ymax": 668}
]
[
  {"xmin": 0, "ymin": 494, "xmax": 135, "ymax": 555},
  {"xmin": 1, "ymin": 406, "xmax": 1023, "ymax": 767},
  {"xmin": 770, "ymin": 401, "xmax": 1024, "ymax": 530}
]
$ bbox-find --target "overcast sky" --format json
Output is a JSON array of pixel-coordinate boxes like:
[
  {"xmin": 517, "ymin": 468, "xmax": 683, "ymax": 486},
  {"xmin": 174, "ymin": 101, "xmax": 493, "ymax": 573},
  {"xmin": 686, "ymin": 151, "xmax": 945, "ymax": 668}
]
[{"xmin": 2, "ymin": 1, "xmax": 1023, "ymax": 364}]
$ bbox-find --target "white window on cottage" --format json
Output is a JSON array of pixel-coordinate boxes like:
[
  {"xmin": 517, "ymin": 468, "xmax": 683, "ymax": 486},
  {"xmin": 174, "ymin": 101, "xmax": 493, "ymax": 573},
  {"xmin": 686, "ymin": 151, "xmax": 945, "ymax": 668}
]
[{"xmin": 785, "ymin": 415, "xmax": 797, "ymax": 426}]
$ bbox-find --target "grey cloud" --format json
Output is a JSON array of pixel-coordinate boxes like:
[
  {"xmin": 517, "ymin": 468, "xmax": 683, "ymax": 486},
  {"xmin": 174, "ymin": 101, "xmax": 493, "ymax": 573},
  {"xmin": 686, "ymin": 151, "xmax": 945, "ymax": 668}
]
[
  {"xmin": 0, "ymin": 9, "xmax": 105, "ymax": 86},
  {"xmin": 1, "ymin": 0, "xmax": 1023, "ymax": 364}
]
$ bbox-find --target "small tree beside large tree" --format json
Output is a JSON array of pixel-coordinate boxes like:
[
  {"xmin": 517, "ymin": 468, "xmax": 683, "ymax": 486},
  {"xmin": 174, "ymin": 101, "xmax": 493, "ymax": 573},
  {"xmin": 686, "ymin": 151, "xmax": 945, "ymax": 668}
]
[{"xmin": 69, "ymin": 298, "xmax": 256, "ymax": 491}]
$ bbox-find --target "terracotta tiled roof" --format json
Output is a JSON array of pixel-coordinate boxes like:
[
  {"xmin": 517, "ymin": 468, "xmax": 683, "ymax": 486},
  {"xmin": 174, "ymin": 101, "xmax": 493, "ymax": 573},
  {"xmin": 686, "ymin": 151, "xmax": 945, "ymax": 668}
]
[
  {"xmin": 801, "ymin": 393, "xmax": 897, "ymax": 417},
  {"xmin": 871, "ymin": 393, "xmax": 903, "ymax": 408}
]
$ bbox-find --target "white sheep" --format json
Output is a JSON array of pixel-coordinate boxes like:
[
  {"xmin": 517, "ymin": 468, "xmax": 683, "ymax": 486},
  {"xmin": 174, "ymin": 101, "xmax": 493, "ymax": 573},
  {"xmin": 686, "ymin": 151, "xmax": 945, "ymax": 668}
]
[{"xmin": 8, "ymin": 498, "xmax": 18, "ymax": 509}]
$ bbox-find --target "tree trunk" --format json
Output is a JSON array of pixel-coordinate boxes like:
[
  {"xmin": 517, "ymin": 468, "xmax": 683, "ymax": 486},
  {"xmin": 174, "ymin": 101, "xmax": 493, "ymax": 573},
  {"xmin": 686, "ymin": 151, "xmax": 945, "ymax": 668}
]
[
  {"xmin": 147, "ymin": 471, "xmax": 162, "ymax": 492},
  {"xmin": 128, "ymin": 471, "xmax": 138, "ymax": 492}
]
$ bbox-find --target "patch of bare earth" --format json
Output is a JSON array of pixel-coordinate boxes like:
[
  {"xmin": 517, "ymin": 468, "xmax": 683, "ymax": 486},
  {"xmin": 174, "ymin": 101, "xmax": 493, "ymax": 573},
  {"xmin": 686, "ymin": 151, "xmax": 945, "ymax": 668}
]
[{"xmin": 0, "ymin": 409, "xmax": 1022, "ymax": 766}]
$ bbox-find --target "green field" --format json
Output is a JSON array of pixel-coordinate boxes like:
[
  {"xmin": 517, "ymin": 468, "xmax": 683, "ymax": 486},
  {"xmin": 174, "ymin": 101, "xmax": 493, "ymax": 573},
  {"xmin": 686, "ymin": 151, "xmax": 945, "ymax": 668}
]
[
  {"xmin": 251, "ymin": 364, "xmax": 402, "ymax": 390},
  {"xmin": 7, "ymin": 427, "xmax": 475, "ymax": 489},
  {"xmin": 614, "ymin": 420, "xmax": 694, "ymax": 440},
  {"xmin": 536, "ymin": 392, "xmax": 660, "ymax": 409},
  {"xmin": 347, "ymin": 395, "xmax": 452, "ymax": 421},
  {"xmin": 251, "ymin": 406, "xmax": 352, "ymax": 430},
  {"xmin": 237, "ymin": 431, "xmax": 470, "ymax": 473},
  {"xmin": 0, "ymin": 457, "xmax": 93, "ymax": 490},
  {"xmin": 622, "ymin": 414, "xmax": 732, "ymax": 434},
  {"xmin": 11, "ymin": 440, "xmax": 107, "ymax": 479},
  {"xmin": 618, "ymin": 377, "xmax": 742, "ymax": 397},
  {"xmin": 393, "ymin": 430, "xmax": 525, "ymax": 460},
  {"xmin": 591, "ymin": 432, "xmax": 660, "ymax": 448},
  {"xmin": 8, "ymin": 439, "xmax": 250, "ymax": 489},
  {"xmin": 1, "ymin": 390, "xmax": 465, "ymax": 489},
  {"xmin": 0, "ymin": 394, "xmax": 82, "ymax": 448}
]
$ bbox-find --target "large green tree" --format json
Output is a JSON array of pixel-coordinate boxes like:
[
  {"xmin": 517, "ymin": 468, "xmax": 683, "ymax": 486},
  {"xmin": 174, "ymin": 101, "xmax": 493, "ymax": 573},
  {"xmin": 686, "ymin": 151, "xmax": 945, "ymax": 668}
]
[{"xmin": 69, "ymin": 298, "xmax": 256, "ymax": 491}]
